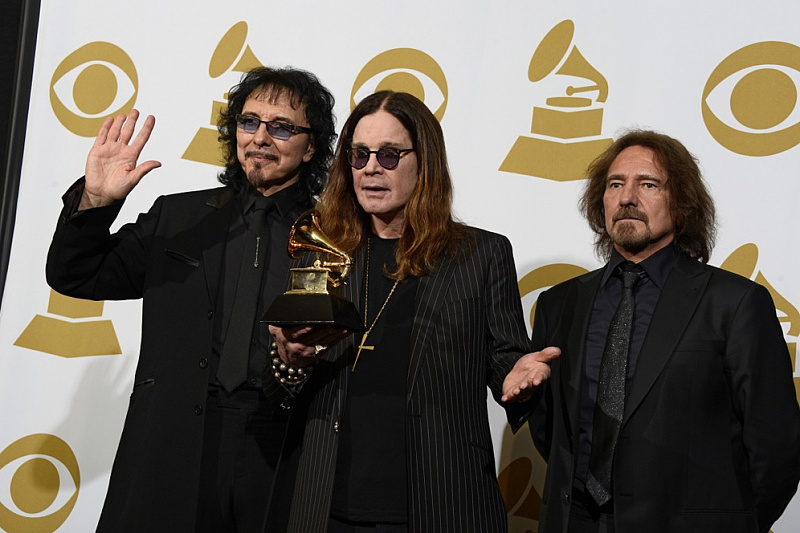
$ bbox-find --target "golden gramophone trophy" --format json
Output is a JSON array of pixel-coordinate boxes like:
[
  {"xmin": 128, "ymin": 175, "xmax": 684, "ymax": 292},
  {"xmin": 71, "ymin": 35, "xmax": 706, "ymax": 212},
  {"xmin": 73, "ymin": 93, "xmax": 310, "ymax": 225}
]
[{"xmin": 262, "ymin": 209, "xmax": 364, "ymax": 331}]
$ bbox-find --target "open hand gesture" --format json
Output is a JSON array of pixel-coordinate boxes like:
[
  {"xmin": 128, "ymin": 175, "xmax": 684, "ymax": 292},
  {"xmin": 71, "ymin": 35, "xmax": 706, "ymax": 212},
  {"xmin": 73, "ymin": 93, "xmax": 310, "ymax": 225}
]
[
  {"xmin": 502, "ymin": 346, "xmax": 561, "ymax": 402},
  {"xmin": 81, "ymin": 109, "xmax": 161, "ymax": 209}
]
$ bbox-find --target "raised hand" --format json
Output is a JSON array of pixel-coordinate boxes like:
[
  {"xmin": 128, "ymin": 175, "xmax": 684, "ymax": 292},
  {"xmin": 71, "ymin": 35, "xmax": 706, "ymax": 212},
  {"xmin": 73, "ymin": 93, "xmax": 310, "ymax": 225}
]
[
  {"xmin": 501, "ymin": 346, "xmax": 561, "ymax": 403},
  {"xmin": 81, "ymin": 109, "xmax": 161, "ymax": 209}
]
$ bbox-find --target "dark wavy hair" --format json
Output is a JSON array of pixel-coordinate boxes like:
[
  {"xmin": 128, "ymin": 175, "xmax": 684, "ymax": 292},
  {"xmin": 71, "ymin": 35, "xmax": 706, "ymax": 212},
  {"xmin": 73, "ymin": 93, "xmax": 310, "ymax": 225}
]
[
  {"xmin": 580, "ymin": 129, "xmax": 716, "ymax": 262},
  {"xmin": 317, "ymin": 91, "xmax": 473, "ymax": 279},
  {"xmin": 217, "ymin": 66, "xmax": 336, "ymax": 198}
]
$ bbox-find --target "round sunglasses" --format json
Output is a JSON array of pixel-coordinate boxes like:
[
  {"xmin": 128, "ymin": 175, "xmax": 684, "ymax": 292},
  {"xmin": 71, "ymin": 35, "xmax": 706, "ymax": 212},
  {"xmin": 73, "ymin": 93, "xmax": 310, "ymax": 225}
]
[{"xmin": 347, "ymin": 146, "xmax": 415, "ymax": 170}]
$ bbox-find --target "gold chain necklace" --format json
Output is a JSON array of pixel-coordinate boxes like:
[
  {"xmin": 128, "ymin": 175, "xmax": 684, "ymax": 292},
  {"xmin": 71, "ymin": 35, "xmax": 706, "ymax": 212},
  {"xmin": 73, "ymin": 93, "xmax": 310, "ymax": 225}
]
[{"xmin": 352, "ymin": 237, "xmax": 401, "ymax": 371}]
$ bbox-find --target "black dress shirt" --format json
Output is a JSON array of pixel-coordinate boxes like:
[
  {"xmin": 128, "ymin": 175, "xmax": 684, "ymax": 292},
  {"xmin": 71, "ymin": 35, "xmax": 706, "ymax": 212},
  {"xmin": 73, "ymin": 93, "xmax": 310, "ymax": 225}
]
[
  {"xmin": 574, "ymin": 244, "xmax": 679, "ymax": 488},
  {"xmin": 212, "ymin": 183, "xmax": 308, "ymax": 392}
]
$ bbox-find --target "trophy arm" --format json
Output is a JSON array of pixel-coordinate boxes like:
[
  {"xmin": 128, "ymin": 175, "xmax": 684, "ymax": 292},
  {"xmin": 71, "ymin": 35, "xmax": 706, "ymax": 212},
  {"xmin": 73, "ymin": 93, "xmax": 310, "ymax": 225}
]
[{"xmin": 324, "ymin": 259, "xmax": 351, "ymax": 288}]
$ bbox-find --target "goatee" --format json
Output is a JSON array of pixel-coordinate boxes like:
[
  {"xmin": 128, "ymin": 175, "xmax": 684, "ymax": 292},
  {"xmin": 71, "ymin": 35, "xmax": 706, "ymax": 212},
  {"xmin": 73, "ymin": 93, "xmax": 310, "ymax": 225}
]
[{"xmin": 610, "ymin": 207, "xmax": 651, "ymax": 254}]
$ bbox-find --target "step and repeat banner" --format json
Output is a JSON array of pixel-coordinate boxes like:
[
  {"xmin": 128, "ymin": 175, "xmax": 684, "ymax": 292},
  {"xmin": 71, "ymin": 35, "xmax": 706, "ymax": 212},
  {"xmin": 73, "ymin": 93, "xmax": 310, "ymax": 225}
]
[{"xmin": 1, "ymin": 1, "xmax": 799, "ymax": 531}]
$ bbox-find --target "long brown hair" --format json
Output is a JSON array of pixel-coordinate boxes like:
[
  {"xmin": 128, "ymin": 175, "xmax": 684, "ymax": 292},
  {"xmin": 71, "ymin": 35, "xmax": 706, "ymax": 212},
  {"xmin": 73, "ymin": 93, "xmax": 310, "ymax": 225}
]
[
  {"xmin": 317, "ymin": 91, "xmax": 472, "ymax": 279},
  {"xmin": 580, "ymin": 129, "xmax": 716, "ymax": 262}
]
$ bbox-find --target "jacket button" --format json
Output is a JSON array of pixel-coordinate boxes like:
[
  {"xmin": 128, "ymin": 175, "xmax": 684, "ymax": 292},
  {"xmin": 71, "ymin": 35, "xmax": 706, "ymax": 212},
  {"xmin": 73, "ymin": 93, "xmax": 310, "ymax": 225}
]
[
  {"xmin": 194, "ymin": 405, "xmax": 204, "ymax": 415},
  {"xmin": 198, "ymin": 358, "xmax": 208, "ymax": 368},
  {"xmin": 207, "ymin": 310, "xmax": 213, "ymax": 320},
  {"xmin": 561, "ymin": 490, "xmax": 570, "ymax": 503}
]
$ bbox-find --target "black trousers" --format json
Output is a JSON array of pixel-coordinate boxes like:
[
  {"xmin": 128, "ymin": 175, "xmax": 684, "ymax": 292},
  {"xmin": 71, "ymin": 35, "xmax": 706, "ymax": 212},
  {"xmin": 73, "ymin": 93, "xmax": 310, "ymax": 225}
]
[
  {"xmin": 568, "ymin": 489, "xmax": 616, "ymax": 533},
  {"xmin": 195, "ymin": 389, "xmax": 288, "ymax": 533}
]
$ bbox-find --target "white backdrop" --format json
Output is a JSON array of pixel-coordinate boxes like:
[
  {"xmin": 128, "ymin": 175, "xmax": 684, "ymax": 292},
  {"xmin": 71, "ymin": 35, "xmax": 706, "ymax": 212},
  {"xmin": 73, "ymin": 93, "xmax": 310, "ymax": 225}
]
[{"xmin": 1, "ymin": 1, "xmax": 799, "ymax": 531}]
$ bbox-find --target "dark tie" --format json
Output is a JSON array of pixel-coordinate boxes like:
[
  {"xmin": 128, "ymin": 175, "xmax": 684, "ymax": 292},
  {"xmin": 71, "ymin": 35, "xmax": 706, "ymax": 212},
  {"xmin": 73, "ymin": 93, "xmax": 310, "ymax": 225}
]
[
  {"xmin": 586, "ymin": 261, "xmax": 646, "ymax": 506},
  {"xmin": 217, "ymin": 197, "xmax": 274, "ymax": 392}
]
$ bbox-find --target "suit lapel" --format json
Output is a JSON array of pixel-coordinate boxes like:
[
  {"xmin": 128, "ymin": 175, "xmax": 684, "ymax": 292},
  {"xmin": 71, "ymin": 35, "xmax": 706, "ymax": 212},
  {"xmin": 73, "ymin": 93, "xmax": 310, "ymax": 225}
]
[
  {"xmin": 623, "ymin": 255, "xmax": 710, "ymax": 420},
  {"xmin": 405, "ymin": 255, "xmax": 458, "ymax": 398},
  {"xmin": 201, "ymin": 188, "xmax": 236, "ymax": 305},
  {"xmin": 341, "ymin": 244, "xmax": 366, "ymax": 325}
]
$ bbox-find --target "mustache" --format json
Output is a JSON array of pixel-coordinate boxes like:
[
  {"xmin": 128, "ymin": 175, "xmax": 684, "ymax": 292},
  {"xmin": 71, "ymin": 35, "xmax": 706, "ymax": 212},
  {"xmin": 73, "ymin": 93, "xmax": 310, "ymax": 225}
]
[
  {"xmin": 246, "ymin": 150, "xmax": 278, "ymax": 161},
  {"xmin": 612, "ymin": 207, "xmax": 648, "ymax": 223}
]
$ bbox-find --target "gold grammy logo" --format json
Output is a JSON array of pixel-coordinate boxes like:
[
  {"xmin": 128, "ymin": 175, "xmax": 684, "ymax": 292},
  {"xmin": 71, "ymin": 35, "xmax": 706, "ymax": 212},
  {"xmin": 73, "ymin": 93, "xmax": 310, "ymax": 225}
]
[
  {"xmin": 703, "ymin": 41, "xmax": 800, "ymax": 157},
  {"xmin": 350, "ymin": 48, "xmax": 448, "ymax": 121},
  {"xmin": 182, "ymin": 21, "xmax": 264, "ymax": 166},
  {"xmin": 498, "ymin": 451, "xmax": 545, "ymax": 531},
  {"xmin": 15, "ymin": 290, "xmax": 121, "ymax": 357},
  {"xmin": 0, "ymin": 434, "xmax": 80, "ymax": 532},
  {"xmin": 50, "ymin": 42, "xmax": 138, "ymax": 137},
  {"xmin": 500, "ymin": 20, "xmax": 612, "ymax": 182}
]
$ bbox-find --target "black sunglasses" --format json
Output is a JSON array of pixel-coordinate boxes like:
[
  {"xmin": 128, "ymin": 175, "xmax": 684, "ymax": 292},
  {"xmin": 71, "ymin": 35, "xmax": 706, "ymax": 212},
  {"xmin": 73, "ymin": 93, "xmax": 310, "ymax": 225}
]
[
  {"xmin": 234, "ymin": 114, "xmax": 312, "ymax": 140},
  {"xmin": 347, "ymin": 146, "xmax": 415, "ymax": 170}
]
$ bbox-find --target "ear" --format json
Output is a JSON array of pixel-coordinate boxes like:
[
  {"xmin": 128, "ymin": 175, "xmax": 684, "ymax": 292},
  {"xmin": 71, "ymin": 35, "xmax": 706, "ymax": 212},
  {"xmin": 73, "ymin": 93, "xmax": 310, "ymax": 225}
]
[{"xmin": 302, "ymin": 138, "xmax": 315, "ymax": 163}]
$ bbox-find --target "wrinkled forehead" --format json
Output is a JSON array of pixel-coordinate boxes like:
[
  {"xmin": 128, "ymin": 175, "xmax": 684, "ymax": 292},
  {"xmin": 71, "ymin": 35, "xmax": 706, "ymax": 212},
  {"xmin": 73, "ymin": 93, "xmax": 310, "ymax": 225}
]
[{"xmin": 607, "ymin": 145, "xmax": 667, "ymax": 178}]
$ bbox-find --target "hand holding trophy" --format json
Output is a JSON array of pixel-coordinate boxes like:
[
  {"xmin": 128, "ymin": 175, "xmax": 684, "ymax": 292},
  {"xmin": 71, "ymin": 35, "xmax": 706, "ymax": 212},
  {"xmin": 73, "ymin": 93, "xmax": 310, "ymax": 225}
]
[{"xmin": 262, "ymin": 209, "xmax": 364, "ymax": 332}]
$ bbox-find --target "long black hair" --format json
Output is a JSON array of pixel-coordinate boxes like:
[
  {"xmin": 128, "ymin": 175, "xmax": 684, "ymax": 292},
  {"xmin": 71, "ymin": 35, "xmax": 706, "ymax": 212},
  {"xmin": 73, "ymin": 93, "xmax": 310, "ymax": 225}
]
[{"xmin": 217, "ymin": 66, "xmax": 336, "ymax": 198}]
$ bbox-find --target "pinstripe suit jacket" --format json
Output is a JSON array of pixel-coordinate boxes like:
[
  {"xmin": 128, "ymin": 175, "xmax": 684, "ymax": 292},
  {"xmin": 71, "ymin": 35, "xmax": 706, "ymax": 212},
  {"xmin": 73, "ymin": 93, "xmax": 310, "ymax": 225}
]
[{"xmin": 278, "ymin": 227, "xmax": 531, "ymax": 532}]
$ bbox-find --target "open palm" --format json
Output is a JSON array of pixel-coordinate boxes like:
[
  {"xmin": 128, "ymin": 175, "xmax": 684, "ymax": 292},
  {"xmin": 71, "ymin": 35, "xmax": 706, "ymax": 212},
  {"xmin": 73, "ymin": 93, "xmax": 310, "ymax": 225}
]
[{"xmin": 82, "ymin": 109, "xmax": 161, "ymax": 208}]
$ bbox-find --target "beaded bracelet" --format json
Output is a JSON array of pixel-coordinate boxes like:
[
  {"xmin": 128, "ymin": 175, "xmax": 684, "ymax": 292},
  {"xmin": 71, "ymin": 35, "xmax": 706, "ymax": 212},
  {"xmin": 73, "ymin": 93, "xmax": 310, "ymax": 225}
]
[{"xmin": 270, "ymin": 342, "xmax": 314, "ymax": 384}]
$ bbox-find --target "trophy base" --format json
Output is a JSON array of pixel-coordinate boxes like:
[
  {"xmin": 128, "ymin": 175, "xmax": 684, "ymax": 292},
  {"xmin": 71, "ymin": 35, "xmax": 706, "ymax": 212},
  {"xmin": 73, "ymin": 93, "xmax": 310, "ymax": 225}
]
[{"xmin": 262, "ymin": 293, "xmax": 365, "ymax": 332}]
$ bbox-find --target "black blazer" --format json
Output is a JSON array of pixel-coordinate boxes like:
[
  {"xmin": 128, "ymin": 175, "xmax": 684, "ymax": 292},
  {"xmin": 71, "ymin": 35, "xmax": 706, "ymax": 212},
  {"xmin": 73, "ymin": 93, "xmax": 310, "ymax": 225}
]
[
  {"xmin": 46, "ymin": 181, "xmax": 308, "ymax": 532},
  {"xmin": 278, "ymin": 228, "xmax": 532, "ymax": 532},
  {"xmin": 528, "ymin": 253, "xmax": 800, "ymax": 533}
]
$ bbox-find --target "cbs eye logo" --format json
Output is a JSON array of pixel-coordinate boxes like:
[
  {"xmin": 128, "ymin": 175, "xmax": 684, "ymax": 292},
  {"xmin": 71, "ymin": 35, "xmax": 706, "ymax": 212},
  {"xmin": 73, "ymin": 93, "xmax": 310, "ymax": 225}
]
[
  {"xmin": 350, "ymin": 48, "xmax": 448, "ymax": 121},
  {"xmin": 0, "ymin": 434, "xmax": 80, "ymax": 532},
  {"xmin": 519, "ymin": 263, "xmax": 589, "ymax": 327},
  {"xmin": 50, "ymin": 42, "xmax": 138, "ymax": 137},
  {"xmin": 702, "ymin": 41, "xmax": 800, "ymax": 157}
]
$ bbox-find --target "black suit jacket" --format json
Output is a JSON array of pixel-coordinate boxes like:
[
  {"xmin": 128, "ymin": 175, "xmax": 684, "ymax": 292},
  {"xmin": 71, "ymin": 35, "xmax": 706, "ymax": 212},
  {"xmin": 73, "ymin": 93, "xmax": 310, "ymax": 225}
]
[
  {"xmin": 529, "ymin": 253, "xmax": 800, "ymax": 533},
  {"xmin": 46, "ymin": 181, "xmax": 308, "ymax": 532},
  {"xmin": 277, "ymin": 228, "xmax": 531, "ymax": 533}
]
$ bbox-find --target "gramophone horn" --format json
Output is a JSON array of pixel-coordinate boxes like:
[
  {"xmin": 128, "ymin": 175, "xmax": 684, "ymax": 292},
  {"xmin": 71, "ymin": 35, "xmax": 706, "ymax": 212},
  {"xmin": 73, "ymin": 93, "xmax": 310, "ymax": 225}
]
[
  {"xmin": 288, "ymin": 209, "xmax": 352, "ymax": 287},
  {"xmin": 528, "ymin": 20, "xmax": 608, "ymax": 103}
]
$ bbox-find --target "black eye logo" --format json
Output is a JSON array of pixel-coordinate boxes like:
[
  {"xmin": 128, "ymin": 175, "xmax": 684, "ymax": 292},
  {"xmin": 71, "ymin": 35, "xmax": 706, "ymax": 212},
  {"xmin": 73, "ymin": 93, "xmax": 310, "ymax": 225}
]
[
  {"xmin": 50, "ymin": 42, "xmax": 138, "ymax": 137},
  {"xmin": 0, "ymin": 434, "xmax": 80, "ymax": 531},
  {"xmin": 702, "ymin": 41, "xmax": 800, "ymax": 156},
  {"xmin": 350, "ymin": 48, "xmax": 448, "ymax": 121}
]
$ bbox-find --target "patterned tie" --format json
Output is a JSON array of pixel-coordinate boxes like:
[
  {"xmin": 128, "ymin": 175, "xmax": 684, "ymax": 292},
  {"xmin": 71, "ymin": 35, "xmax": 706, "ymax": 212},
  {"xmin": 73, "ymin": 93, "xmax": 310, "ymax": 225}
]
[
  {"xmin": 586, "ymin": 261, "xmax": 646, "ymax": 506},
  {"xmin": 217, "ymin": 197, "xmax": 274, "ymax": 392}
]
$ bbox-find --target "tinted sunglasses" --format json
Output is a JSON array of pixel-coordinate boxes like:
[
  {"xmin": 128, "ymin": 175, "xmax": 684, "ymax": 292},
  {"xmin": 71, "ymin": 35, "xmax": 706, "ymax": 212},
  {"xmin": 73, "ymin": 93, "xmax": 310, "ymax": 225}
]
[
  {"xmin": 234, "ymin": 114, "xmax": 312, "ymax": 140},
  {"xmin": 347, "ymin": 146, "xmax": 415, "ymax": 170}
]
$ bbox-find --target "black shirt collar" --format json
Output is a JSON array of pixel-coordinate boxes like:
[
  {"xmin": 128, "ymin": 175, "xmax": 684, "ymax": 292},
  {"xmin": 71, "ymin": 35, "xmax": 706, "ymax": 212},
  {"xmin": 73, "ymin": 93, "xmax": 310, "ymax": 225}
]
[
  {"xmin": 601, "ymin": 243, "xmax": 680, "ymax": 290},
  {"xmin": 239, "ymin": 182, "xmax": 305, "ymax": 219}
]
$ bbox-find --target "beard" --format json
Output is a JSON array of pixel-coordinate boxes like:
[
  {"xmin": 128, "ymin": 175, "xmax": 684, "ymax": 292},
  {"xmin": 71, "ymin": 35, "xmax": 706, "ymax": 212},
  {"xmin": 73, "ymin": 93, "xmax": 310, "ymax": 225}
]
[
  {"xmin": 608, "ymin": 207, "xmax": 651, "ymax": 254},
  {"xmin": 245, "ymin": 153, "xmax": 283, "ymax": 191},
  {"xmin": 246, "ymin": 164, "xmax": 271, "ymax": 190}
]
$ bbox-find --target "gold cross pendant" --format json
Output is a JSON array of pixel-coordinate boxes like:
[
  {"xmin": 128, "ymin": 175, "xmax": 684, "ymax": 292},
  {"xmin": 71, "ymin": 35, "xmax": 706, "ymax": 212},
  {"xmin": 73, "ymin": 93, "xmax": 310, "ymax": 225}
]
[{"xmin": 352, "ymin": 332, "xmax": 374, "ymax": 371}]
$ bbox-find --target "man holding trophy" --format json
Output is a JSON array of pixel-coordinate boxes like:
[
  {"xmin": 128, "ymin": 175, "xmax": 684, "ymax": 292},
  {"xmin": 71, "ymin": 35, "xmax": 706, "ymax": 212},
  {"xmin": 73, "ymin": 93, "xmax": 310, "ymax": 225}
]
[
  {"xmin": 46, "ymin": 67, "xmax": 336, "ymax": 532},
  {"xmin": 268, "ymin": 90, "xmax": 557, "ymax": 533}
]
